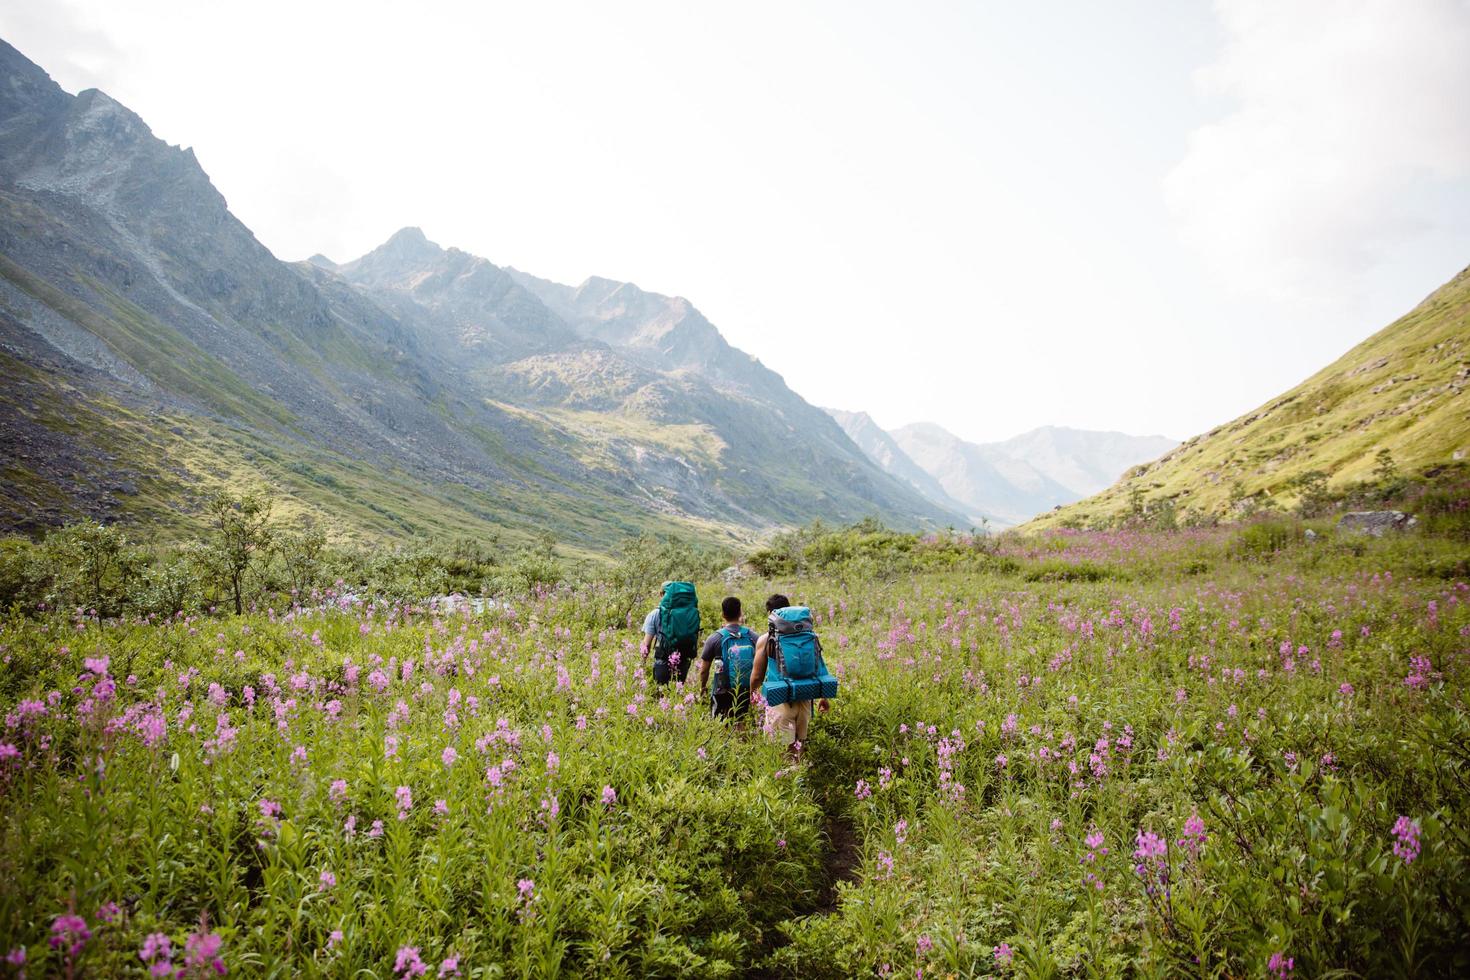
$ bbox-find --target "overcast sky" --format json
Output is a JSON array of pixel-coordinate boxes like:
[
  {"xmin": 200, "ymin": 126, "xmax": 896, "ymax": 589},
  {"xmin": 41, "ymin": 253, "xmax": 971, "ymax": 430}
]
[{"xmin": 3, "ymin": 0, "xmax": 1468, "ymax": 443}]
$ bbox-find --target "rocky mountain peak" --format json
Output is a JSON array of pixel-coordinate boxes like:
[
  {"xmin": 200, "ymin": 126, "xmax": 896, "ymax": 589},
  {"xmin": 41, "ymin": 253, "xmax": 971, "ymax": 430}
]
[
  {"xmin": 337, "ymin": 227, "xmax": 447, "ymax": 288},
  {"xmin": 0, "ymin": 39, "xmax": 69, "ymax": 132},
  {"xmin": 379, "ymin": 226, "xmax": 442, "ymax": 264}
]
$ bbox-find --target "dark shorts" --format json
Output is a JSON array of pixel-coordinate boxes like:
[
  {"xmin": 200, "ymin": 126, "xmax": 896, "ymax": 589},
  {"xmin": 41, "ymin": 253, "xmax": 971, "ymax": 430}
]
[{"xmin": 652, "ymin": 637, "xmax": 696, "ymax": 685}]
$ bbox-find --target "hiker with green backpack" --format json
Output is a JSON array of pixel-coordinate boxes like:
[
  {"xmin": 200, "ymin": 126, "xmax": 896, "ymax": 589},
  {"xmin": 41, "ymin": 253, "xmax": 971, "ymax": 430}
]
[
  {"xmin": 639, "ymin": 581, "xmax": 702, "ymax": 685},
  {"xmin": 698, "ymin": 596, "xmax": 758, "ymax": 720},
  {"xmin": 749, "ymin": 593, "xmax": 838, "ymax": 757}
]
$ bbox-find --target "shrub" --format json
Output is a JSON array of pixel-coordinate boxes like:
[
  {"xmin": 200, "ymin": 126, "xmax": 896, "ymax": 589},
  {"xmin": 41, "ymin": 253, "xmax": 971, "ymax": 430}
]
[{"xmin": 1229, "ymin": 518, "xmax": 1305, "ymax": 560}]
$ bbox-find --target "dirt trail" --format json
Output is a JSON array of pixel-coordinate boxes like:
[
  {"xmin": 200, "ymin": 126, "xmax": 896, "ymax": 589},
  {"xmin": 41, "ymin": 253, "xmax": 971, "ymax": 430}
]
[
  {"xmin": 814, "ymin": 810, "xmax": 862, "ymax": 914},
  {"xmin": 745, "ymin": 805, "xmax": 862, "ymax": 978}
]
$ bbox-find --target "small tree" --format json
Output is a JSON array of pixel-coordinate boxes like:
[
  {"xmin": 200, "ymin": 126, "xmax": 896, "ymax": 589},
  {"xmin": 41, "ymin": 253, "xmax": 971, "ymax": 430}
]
[
  {"xmin": 206, "ymin": 489, "xmax": 274, "ymax": 615},
  {"xmin": 45, "ymin": 520, "xmax": 143, "ymax": 617},
  {"xmin": 1128, "ymin": 486, "xmax": 1148, "ymax": 524},
  {"xmin": 278, "ymin": 523, "xmax": 327, "ymax": 599},
  {"xmin": 1294, "ymin": 470, "xmax": 1333, "ymax": 517},
  {"xmin": 1373, "ymin": 448, "xmax": 1398, "ymax": 484}
]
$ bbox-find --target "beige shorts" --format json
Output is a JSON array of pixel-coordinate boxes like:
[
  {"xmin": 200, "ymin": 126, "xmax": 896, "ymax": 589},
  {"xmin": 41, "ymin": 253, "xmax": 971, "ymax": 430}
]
[{"xmin": 764, "ymin": 699, "xmax": 812, "ymax": 747}]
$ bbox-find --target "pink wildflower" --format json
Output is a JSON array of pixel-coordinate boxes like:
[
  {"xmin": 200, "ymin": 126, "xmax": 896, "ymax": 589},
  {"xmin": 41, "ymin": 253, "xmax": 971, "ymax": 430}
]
[
  {"xmin": 395, "ymin": 785, "xmax": 413, "ymax": 819},
  {"xmin": 50, "ymin": 914, "xmax": 90, "ymax": 959},
  {"xmin": 394, "ymin": 946, "xmax": 428, "ymax": 977},
  {"xmin": 183, "ymin": 923, "xmax": 226, "ymax": 975},
  {"xmin": 1392, "ymin": 816, "xmax": 1421, "ymax": 864}
]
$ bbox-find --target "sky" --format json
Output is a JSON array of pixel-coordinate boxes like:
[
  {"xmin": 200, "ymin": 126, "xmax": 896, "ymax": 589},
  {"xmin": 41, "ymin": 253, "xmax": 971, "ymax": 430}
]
[{"xmin": 2, "ymin": 0, "xmax": 1468, "ymax": 444}]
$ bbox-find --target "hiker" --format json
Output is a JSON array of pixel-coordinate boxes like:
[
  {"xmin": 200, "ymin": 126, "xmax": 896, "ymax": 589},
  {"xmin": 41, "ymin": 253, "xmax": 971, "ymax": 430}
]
[
  {"xmin": 749, "ymin": 593, "xmax": 835, "ymax": 757},
  {"xmin": 639, "ymin": 580, "xmax": 701, "ymax": 685},
  {"xmin": 699, "ymin": 596, "xmax": 757, "ymax": 720}
]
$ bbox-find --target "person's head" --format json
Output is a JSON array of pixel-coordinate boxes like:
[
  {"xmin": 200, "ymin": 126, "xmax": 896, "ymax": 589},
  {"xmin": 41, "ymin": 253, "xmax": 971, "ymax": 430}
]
[
  {"xmin": 721, "ymin": 596, "xmax": 742, "ymax": 622},
  {"xmin": 765, "ymin": 593, "xmax": 790, "ymax": 613}
]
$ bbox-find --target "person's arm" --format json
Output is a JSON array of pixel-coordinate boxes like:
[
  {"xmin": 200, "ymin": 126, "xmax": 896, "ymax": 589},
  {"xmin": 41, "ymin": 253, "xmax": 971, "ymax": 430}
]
[
  {"xmin": 640, "ymin": 609, "xmax": 655, "ymax": 659},
  {"xmin": 749, "ymin": 634, "xmax": 769, "ymax": 691},
  {"xmin": 698, "ymin": 631, "xmax": 721, "ymax": 695}
]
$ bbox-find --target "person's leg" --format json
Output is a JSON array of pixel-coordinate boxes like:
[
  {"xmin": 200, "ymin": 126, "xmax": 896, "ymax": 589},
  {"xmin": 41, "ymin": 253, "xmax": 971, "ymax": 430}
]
[
  {"xmin": 711, "ymin": 689, "xmax": 733, "ymax": 719},
  {"xmin": 791, "ymin": 700, "xmax": 812, "ymax": 759},
  {"xmin": 673, "ymin": 638, "xmax": 695, "ymax": 684},
  {"xmin": 764, "ymin": 701, "xmax": 799, "ymax": 750}
]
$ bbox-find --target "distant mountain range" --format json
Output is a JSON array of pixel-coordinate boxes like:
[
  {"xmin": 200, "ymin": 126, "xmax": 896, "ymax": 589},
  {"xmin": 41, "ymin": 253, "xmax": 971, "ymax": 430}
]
[
  {"xmin": 826, "ymin": 410, "xmax": 1176, "ymax": 526},
  {"xmin": 1032, "ymin": 264, "xmax": 1470, "ymax": 529},
  {"xmin": 0, "ymin": 37, "xmax": 961, "ymax": 547}
]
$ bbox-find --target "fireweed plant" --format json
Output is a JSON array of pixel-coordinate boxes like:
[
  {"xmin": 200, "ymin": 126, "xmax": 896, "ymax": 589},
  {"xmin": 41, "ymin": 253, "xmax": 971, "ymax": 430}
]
[{"xmin": 0, "ymin": 527, "xmax": 1467, "ymax": 977}]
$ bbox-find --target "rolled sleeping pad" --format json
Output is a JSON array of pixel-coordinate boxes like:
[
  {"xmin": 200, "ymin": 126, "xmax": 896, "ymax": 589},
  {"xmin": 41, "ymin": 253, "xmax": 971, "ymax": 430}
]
[{"xmin": 761, "ymin": 671, "xmax": 838, "ymax": 706}]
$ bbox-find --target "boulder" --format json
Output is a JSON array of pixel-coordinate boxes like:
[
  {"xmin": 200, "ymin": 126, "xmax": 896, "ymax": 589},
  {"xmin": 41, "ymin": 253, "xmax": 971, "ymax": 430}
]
[{"xmin": 1337, "ymin": 511, "xmax": 1417, "ymax": 536}]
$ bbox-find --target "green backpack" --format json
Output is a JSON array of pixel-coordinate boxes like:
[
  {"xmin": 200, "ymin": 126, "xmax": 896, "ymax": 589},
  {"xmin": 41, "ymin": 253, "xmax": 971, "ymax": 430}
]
[{"xmin": 655, "ymin": 581, "xmax": 701, "ymax": 659}]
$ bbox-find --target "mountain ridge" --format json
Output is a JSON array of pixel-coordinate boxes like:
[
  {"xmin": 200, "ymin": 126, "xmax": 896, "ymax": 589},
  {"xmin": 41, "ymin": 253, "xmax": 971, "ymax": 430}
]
[
  {"xmin": 826, "ymin": 408, "xmax": 1176, "ymax": 526},
  {"xmin": 0, "ymin": 37, "xmax": 961, "ymax": 547}
]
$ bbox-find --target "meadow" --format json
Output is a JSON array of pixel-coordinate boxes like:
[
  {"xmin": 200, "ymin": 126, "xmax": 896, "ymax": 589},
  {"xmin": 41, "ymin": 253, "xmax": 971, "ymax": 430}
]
[{"xmin": 1, "ymin": 523, "xmax": 1467, "ymax": 978}]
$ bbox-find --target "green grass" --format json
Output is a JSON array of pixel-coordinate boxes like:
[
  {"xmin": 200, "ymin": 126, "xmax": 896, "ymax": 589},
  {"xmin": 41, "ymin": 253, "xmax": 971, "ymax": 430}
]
[{"xmin": 1, "ymin": 526, "xmax": 1466, "ymax": 976}]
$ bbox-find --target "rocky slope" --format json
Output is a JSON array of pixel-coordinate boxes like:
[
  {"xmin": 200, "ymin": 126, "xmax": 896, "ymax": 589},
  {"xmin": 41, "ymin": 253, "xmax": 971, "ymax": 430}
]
[
  {"xmin": 0, "ymin": 38, "xmax": 958, "ymax": 547},
  {"xmin": 1030, "ymin": 266, "xmax": 1470, "ymax": 528}
]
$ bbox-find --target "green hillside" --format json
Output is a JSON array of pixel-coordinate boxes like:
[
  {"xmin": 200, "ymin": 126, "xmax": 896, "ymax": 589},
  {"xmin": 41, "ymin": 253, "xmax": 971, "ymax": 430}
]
[{"xmin": 1030, "ymin": 264, "xmax": 1470, "ymax": 529}]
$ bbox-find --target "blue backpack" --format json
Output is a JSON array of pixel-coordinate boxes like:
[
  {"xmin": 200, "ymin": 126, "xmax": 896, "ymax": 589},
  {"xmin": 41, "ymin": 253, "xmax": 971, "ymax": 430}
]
[
  {"xmin": 715, "ymin": 625, "xmax": 757, "ymax": 694},
  {"xmin": 763, "ymin": 606, "xmax": 839, "ymax": 706}
]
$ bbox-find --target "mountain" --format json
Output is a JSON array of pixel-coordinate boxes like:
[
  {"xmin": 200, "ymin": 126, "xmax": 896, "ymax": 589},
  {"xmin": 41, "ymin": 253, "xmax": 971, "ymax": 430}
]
[
  {"xmin": 826, "ymin": 410, "xmax": 1177, "ymax": 527},
  {"xmin": 889, "ymin": 423, "xmax": 1080, "ymax": 526},
  {"xmin": 0, "ymin": 38, "xmax": 958, "ymax": 547},
  {"xmin": 979, "ymin": 426, "xmax": 1177, "ymax": 498},
  {"xmin": 1031, "ymin": 266, "xmax": 1470, "ymax": 528},
  {"xmin": 824, "ymin": 410, "xmax": 993, "ymax": 525}
]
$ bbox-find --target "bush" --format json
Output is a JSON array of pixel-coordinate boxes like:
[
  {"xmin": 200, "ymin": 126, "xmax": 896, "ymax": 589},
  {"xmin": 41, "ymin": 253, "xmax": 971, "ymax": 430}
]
[
  {"xmin": 1020, "ymin": 559, "xmax": 1115, "ymax": 583},
  {"xmin": 1229, "ymin": 518, "xmax": 1306, "ymax": 560}
]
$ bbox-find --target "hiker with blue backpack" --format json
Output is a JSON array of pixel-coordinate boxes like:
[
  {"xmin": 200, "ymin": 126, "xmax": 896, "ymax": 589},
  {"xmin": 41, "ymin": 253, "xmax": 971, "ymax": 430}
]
[
  {"xmin": 749, "ymin": 593, "xmax": 838, "ymax": 757},
  {"xmin": 698, "ymin": 596, "xmax": 758, "ymax": 720},
  {"xmin": 640, "ymin": 581, "xmax": 702, "ymax": 685}
]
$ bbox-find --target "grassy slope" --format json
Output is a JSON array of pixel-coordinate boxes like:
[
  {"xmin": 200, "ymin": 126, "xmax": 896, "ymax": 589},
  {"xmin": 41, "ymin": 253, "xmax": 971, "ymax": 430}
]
[
  {"xmin": 1030, "ymin": 264, "xmax": 1470, "ymax": 528},
  {"xmin": 0, "ymin": 348, "xmax": 750, "ymax": 561},
  {"xmin": 2, "ymin": 370, "xmax": 752, "ymax": 557}
]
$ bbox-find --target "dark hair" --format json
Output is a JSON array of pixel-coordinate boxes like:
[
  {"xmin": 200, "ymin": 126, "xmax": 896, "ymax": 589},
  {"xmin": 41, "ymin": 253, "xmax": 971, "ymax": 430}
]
[
  {"xmin": 765, "ymin": 593, "xmax": 790, "ymax": 612},
  {"xmin": 721, "ymin": 596, "xmax": 742, "ymax": 620}
]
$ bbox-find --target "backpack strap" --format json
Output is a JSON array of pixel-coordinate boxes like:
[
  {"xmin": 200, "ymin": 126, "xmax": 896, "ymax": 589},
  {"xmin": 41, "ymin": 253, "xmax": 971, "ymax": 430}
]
[{"xmin": 654, "ymin": 608, "xmax": 667, "ymax": 661}]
